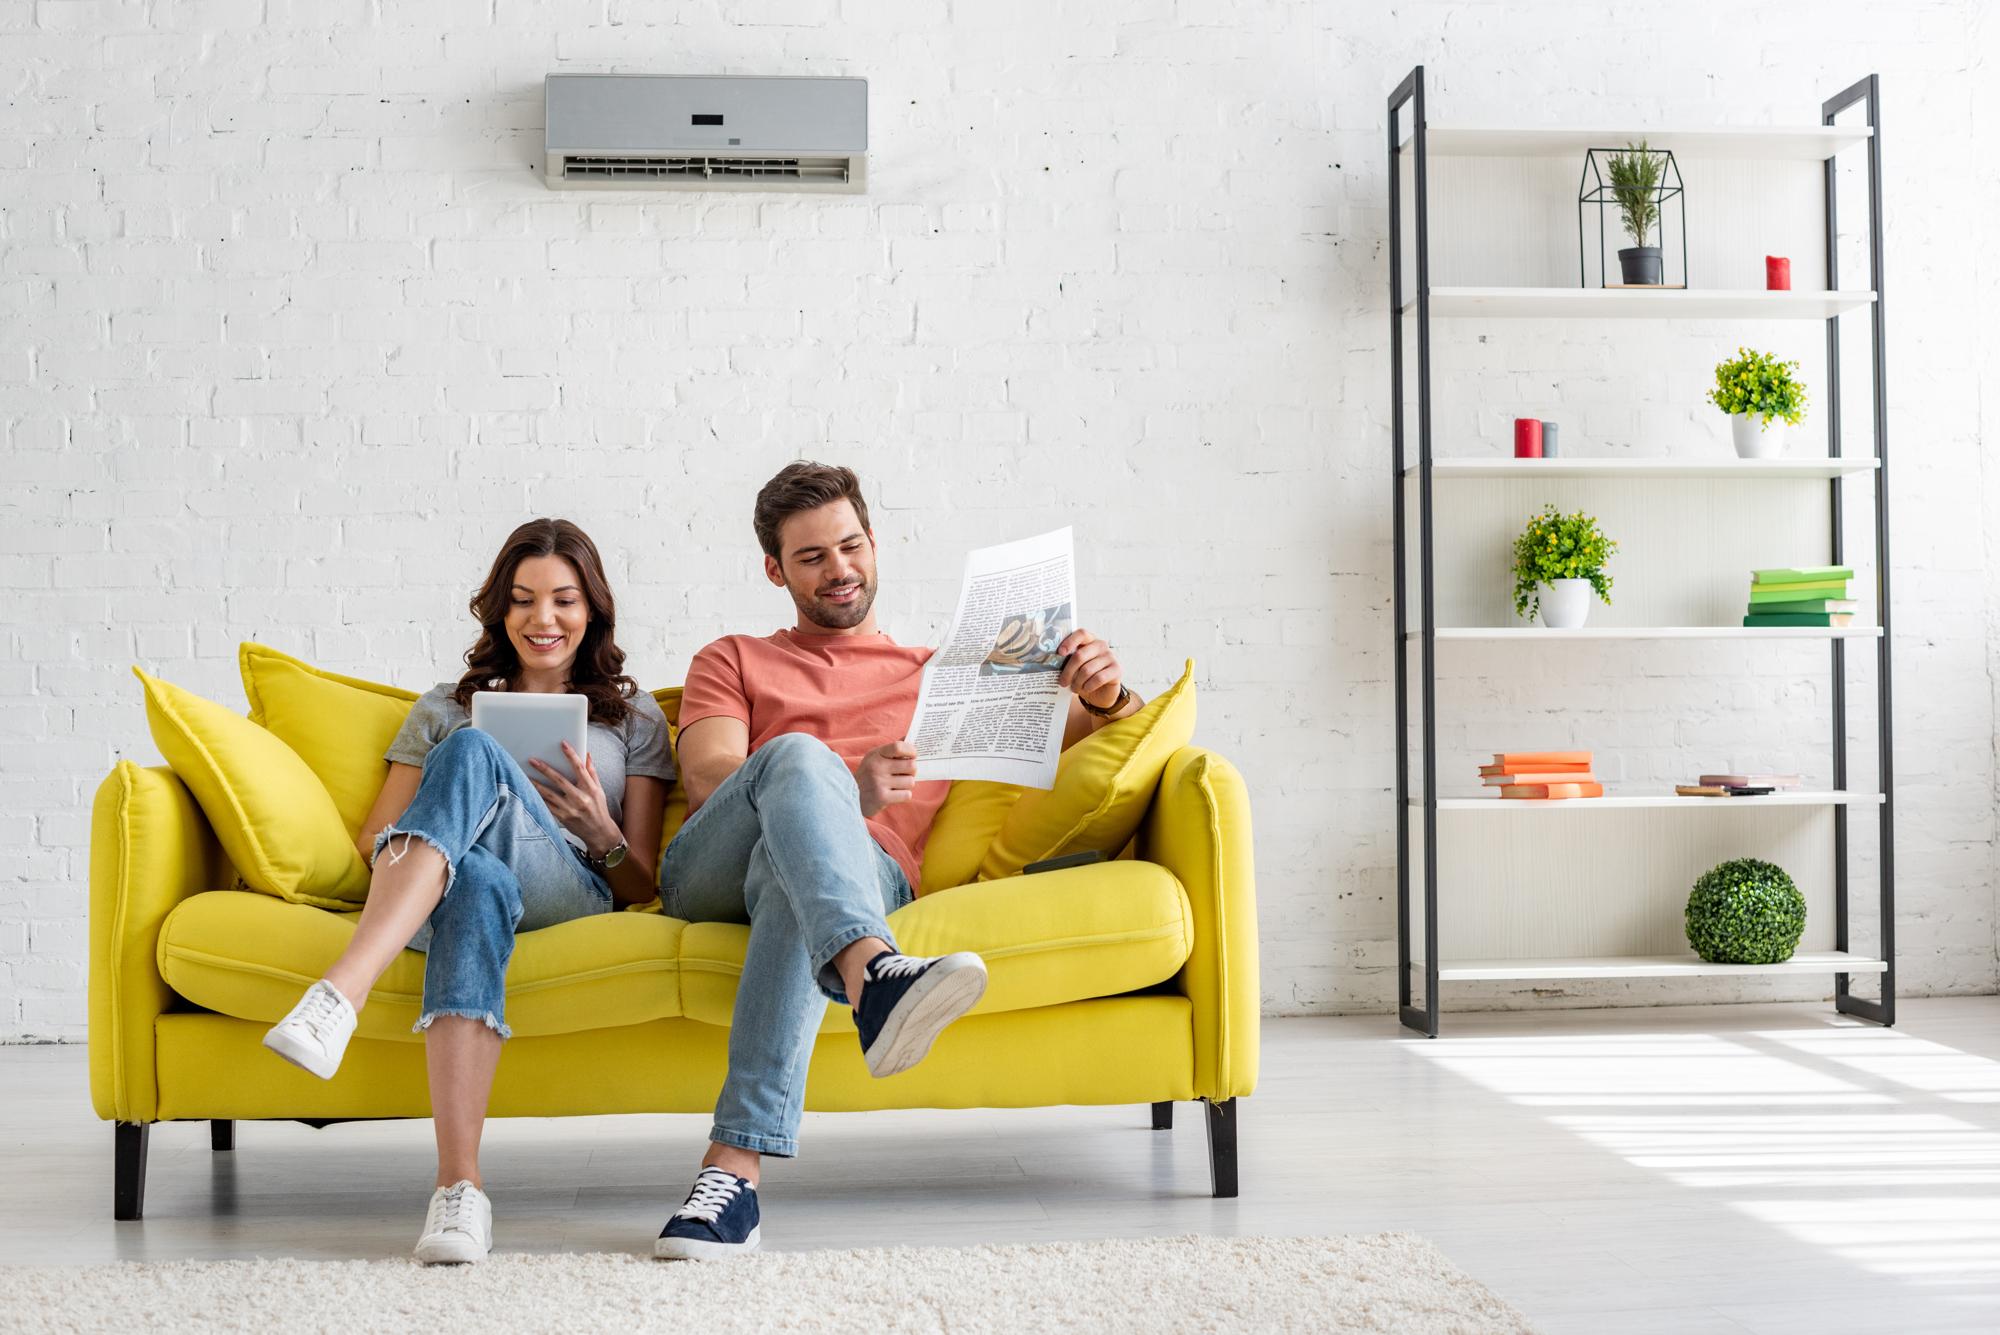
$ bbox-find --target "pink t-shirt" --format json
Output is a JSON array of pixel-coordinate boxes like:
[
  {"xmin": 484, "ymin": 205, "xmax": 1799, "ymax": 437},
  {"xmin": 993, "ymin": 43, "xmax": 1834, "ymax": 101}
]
[{"xmin": 679, "ymin": 629, "xmax": 949, "ymax": 889}]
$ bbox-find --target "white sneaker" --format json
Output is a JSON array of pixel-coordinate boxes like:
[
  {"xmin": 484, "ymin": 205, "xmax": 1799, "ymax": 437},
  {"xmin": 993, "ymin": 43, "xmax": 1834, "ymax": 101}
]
[
  {"xmin": 261, "ymin": 979, "xmax": 357, "ymax": 1080},
  {"xmin": 414, "ymin": 1180, "xmax": 493, "ymax": 1265}
]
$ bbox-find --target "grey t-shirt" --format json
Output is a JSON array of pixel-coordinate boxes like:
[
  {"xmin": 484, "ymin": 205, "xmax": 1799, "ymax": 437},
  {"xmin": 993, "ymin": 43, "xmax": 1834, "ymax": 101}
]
[{"xmin": 385, "ymin": 684, "xmax": 675, "ymax": 849}]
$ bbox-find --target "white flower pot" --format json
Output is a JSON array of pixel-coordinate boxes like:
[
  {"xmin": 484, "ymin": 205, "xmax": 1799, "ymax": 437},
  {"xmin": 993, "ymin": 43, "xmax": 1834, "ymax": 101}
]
[
  {"xmin": 1731, "ymin": 412, "xmax": 1788, "ymax": 459},
  {"xmin": 1538, "ymin": 578, "xmax": 1593, "ymax": 629}
]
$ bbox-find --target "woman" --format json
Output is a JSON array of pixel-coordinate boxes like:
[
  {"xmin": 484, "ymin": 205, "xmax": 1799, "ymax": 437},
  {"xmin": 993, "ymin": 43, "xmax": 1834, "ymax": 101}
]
[{"xmin": 261, "ymin": 518, "xmax": 671, "ymax": 1265}]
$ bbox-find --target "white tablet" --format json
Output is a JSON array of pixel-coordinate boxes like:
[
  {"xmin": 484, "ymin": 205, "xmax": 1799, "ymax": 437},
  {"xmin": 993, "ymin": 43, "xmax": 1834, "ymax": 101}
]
[{"xmin": 469, "ymin": 691, "xmax": 588, "ymax": 783}]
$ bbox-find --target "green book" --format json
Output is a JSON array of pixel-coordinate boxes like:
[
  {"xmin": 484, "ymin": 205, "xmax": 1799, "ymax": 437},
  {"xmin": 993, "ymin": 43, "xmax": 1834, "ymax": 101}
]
[
  {"xmin": 1752, "ymin": 565, "xmax": 1854, "ymax": 586},
  {"xmin": 1749, "ymin": 582, "xmax": 1849, "ymax": 603},
  {"xmin": 1748, "ymin": 598, "xmax": 1859, "ymax": 615},
  {"xmin": 1743, "ymin": 613, "xmax": 1855, "ymax": 627}
]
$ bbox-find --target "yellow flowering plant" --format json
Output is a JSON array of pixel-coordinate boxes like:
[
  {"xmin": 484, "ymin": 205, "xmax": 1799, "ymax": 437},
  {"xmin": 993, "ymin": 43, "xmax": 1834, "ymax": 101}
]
[
  {"xmin": 1512, "ymin": 505, "xmax": 1618, "ymax": 619},
  {"xmin": 1707, "ymin": 347, "xmax": 1807, "ymax": 430}
]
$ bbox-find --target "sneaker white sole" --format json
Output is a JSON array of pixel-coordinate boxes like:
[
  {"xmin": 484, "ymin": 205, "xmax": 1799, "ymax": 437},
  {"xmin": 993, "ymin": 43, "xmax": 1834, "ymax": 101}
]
[
  {"xmin": 864, "ymin": 953, "xmax": 988, "ymax": 1079},
  {"xmin": 414, "ymin": 1232, "xmax": 490, "ymax": 1265},
  {"xmin": 655, "ymin": 1225, "xmax": 761, "ymax": 1260},
  {"xmin": 261, "ymin": 1025, "xmax": 343, "ymax": 1081}
]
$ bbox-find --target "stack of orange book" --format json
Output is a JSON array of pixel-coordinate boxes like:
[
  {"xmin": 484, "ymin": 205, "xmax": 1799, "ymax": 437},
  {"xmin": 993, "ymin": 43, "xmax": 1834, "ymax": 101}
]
[{"xmin": 1480, "ymin": 751, "xmax": 1603, "ymax": 799}]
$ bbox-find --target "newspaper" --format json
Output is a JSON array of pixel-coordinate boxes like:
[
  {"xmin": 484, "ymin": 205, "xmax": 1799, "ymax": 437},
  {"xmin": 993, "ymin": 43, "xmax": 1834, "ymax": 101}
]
[{"xmin": 905, "ymin": 527, "xmax": 1075, "ymax": 788}]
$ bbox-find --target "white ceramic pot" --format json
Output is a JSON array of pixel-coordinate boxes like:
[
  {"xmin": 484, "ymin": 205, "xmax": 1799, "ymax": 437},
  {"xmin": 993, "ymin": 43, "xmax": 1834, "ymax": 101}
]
[
  {"xmin": 1538, "ymin": 578, "xmax": 1593, "ymax": 629},
  {"xmin": 1731, "ymin": 412, "xmax": 1787, "ymax": 459}
]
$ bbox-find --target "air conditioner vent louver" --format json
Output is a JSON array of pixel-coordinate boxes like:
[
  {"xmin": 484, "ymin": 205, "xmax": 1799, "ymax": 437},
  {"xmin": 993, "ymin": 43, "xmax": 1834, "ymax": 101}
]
[
  {"xmin": 562, "ymin": 154, "xmax": 854, "ymax": 184},
  {"xmin": 544, "ymin": 75, "xmax": 868, "ymax": 194}
]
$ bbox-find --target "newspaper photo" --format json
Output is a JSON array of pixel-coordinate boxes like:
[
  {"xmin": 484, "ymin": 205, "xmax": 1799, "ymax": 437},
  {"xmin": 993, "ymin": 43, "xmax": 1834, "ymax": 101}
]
[{"xmin": 905, "ymin": 527, "xmax": 1076, "ymax": 788}]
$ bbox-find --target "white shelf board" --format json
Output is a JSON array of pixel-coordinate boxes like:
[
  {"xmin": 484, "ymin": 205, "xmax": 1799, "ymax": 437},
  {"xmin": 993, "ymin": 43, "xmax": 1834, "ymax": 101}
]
[
  {"xmin": 1402, "ymin": 124, "xmax": 1871, "ymax": 161},
  {"xmin": 1436, "ymin": 951, "xmax": 1887, "ymax": 982},
  {"xmin": 1407, "ymin": 287, "xmax": 1876, "ymax": 320},
  {"xmin": 1407, "ymin": 457, "xmax": 1880, "ymax": 480},
  {"xmin": 1415, "ymin": 626, "xmax": 1881, "ymax": 641},
  {"xmin": 1420, "ymin": 791, "xmax": 1884, "ymax": 811}
]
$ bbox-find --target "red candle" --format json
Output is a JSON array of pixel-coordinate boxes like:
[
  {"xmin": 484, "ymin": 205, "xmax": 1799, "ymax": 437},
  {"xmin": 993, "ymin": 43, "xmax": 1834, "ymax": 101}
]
[
  {"xmin": 1766, "ymin": 256, "xmax": 1791, "ymax": 290},
  {"xmin": 1513, "ymin": 418, "xmax": 1543, "ymax": 458}
]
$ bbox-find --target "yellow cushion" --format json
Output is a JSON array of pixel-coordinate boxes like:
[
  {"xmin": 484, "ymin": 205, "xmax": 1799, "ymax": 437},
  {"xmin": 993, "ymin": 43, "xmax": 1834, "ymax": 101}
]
[
  {"xmin": 918, "ymin": 781, "xmax": 1025, "ymax": 895},
  {"xmin": 977, "ymin": 661, "xmax": 1197, "ymax": 881},
  {"xmin": 679, "ymin": 859, "xmax": 1192, "ymax": 1032},
  {"xmin": 240, "ymin": 644, "xmax": 689, "ymax": 872},
  {"xmin": 158, "ymin": 890, "xmax": 686, "ymax": 1040},
  {"xmin": 134, "ymin": 668, "xmax": 370, "ymax": 909},
  {"xmin": 239, "ymin": 642, "xmax": 419, "ymax": 840}
]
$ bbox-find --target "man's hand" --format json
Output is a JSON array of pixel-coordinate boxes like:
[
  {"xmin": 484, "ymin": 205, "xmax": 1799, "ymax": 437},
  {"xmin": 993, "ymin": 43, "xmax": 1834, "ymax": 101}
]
[
  {"xmin": 856, "ymin": 740, "xmax": 919, "ymax": 819},
  {"xmin": 1057, "ymin": 628, "xmax": 1124, "ymax": 712}
]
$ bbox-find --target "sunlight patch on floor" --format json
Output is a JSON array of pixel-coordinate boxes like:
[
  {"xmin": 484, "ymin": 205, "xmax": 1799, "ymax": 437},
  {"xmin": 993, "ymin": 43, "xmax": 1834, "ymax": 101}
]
[{"xmin": 1413, "ymin": 1025, "xmax": 2000, "ymax": 1286}]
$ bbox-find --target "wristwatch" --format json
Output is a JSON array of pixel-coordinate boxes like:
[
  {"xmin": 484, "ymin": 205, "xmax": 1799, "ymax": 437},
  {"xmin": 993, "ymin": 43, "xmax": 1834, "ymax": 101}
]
[
  {"xmin": 588, "ymin": 840, "xmax": 628, "ymax": 873},
  {"xmin": 1078, "ymin": 684, "xmax": 1133, "ymax": 718}
]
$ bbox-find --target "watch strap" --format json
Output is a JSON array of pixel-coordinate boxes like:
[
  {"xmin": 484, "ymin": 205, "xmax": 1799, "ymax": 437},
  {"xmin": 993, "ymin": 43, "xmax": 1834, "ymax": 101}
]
[{"xmin": 1078, "ymin": 684, "xmax": 1132, "ymax": 718}]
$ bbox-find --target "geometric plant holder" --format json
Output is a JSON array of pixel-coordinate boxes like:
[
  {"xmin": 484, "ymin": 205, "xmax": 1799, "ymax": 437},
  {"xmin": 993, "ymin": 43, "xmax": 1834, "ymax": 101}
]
[{"xmin": 1578, "ymin": 145, "xmax": 1687, "ymax": 288}]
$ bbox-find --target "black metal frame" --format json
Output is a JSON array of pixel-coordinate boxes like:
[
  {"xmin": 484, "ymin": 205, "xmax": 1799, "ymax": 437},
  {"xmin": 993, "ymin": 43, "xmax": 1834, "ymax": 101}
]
[
  {"xmin": 1823, "ymin": 74, "xmax": 1896, "ymax": 1026},
  {"xmin": 1389, "ymin": 66, "xmax": 1440, "ymax": 1037},
  {"xmin": 1389, "ymin": 67, "xmax": 1895, "ymax": 1037}
]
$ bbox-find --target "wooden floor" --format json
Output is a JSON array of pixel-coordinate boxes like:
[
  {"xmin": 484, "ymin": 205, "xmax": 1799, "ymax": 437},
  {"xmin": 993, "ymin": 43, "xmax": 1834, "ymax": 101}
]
[{"xmin": 6, "ymin": 998, "xmax": 2000, "ymax": 1333}]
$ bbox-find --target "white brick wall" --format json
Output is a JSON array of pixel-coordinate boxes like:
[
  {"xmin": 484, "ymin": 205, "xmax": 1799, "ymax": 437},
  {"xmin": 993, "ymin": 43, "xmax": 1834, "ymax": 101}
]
[{"xmin": 2, "ymin": 0, "xmax": 1995, "ymax": 1039}]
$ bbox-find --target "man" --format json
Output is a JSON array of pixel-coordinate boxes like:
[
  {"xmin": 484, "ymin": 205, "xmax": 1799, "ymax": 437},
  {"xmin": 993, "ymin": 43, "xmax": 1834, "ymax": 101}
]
[{"xmin": 652, "ymin": 461, "xmax": 1144, "ymax": 1259}]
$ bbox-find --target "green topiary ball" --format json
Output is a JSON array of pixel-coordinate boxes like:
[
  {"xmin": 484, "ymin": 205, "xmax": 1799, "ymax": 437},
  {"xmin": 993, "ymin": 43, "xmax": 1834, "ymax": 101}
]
[{"xmin": 1684, "ymin": 857, "xmax": 1807, "ymax": 964}]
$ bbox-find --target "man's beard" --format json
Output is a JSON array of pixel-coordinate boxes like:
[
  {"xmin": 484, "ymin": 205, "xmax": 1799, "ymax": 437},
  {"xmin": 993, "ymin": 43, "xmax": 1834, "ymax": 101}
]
[{"xmin": 800, "ymin": 575, "xmax": 877, "ymax": 630}]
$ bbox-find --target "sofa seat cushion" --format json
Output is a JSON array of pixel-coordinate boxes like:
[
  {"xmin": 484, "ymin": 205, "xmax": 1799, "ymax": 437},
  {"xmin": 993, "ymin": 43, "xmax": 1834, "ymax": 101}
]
[
  {"xmin": 159, "ymin": 892, "xmax": 685, "ymax": 1042},
  {"xmin": 680, "ymin": 860, "xmax": 1193, "ymax": 1033}
]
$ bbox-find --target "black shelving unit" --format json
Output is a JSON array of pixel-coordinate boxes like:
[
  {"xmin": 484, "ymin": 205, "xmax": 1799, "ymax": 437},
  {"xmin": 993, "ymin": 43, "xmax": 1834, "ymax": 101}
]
[{"xmin": 1387, "ymin": 66, "xmax": 1895, "ymax": 1037}]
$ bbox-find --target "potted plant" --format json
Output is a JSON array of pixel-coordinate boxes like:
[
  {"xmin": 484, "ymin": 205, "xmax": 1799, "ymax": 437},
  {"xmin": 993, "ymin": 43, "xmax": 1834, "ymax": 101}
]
[
  {"xmin": 1513, "ymin": 505, "xmax": 1618, "ymax": 629},
  {"xmin": 1607, "ymin": 141, "xmax": 1665, "ymax": 285},
  {"xmin": 1707, "ymin": 346, "xmax": 1808, "ymax": 458}
]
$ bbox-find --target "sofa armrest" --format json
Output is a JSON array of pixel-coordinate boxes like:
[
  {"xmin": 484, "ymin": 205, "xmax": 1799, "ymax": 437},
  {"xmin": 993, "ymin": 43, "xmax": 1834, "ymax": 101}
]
[
  {"xmin": 90, "ymin": 762, "xmax": 228, "ymax": 1123},
  {"xmin": 1138, "ymin": 746, "xmax": 1259, "ymax": 1101}
]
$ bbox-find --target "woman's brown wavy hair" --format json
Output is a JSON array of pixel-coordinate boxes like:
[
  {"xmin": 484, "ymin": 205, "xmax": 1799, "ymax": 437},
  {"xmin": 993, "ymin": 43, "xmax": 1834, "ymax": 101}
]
[{"xmin": 451, "ymin": 518, "xmax": 638, "ymax": 726}]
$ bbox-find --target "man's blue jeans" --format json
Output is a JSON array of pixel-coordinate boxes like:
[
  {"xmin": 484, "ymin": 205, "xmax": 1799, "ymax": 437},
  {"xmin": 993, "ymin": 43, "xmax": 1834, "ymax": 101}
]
[
  {"xmin": 659, "ymin": 732, "xmax": 912, "ymax": 1157},
  {"xmin": 371, "ymin": 727, "xmax": 612, "ymax": 1040}
]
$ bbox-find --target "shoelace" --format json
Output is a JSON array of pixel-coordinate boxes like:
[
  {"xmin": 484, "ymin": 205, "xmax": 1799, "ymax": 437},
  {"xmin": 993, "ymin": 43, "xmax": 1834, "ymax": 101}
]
[
  {"xmin": 295, "ymin": 984, "xmax": 347, "ymax": 1041},
  {"xmin": 430, "ymin": 1183, "xmax": 479, "ymax": 1236},
  {"xmin": 868, "ymin": 953, "xmax": 929, "ymax": 981},
  {"xmin": 674, "ymin": 1169, "xmax": 743, "ymax": 1223}
]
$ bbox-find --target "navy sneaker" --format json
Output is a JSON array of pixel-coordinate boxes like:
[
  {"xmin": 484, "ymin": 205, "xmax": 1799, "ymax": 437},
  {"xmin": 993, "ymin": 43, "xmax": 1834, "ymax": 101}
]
[
  {"xmin": 854, "ymin": 948, "xmax": 988, "ymax": 1078},
  {"xmin": 655, "ymin": 1166, "xmax": 761, "ymax": 1260}
]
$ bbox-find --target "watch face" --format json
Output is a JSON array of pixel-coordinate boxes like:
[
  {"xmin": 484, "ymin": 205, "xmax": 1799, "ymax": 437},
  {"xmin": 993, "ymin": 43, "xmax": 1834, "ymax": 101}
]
[{"xmin": 603, "ymin": 843, "xmax": 628, "ymax": 870}]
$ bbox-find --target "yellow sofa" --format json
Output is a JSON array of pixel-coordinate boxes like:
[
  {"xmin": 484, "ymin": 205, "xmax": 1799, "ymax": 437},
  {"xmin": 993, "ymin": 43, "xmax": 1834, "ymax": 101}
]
[{"xmin": 89, "ymin": 699, "xmax": 1259, "ymax": 1220}]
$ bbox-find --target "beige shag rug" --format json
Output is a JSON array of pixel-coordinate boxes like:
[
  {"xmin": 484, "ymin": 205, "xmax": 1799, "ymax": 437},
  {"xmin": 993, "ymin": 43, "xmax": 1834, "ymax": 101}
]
[{"xmin": 1, "ymin": 1233, "xmax": 1533, "ymax": 1334}]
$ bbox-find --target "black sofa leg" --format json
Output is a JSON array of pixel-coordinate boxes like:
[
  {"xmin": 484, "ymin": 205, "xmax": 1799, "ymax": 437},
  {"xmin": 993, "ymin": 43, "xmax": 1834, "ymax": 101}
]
[
  {"xmin": 1203, "ymin": 1098, "xmax": 1238, "ymax": 1198},
  {"xmin": 1150, "ymin": 1101, "xmax": 1174, "ymax": 1130},
  {"xmin": 211, "ymin": 1120, "xmax": 235, "ymax": 1152},
  {"xmin": 115, "ymin": 1122, "xmax": 150, "ymax": 1221}
]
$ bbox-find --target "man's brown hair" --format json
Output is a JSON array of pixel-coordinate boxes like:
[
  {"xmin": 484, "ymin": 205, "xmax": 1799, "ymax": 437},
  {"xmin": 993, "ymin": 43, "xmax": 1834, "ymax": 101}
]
[{"xmin": 753, "ymin": 461, "xmax": 872, "ymax": 562}]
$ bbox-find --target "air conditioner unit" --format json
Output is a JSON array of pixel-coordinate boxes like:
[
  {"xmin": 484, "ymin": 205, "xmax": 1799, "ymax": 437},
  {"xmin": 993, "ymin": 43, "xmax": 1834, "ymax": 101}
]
[{"xmin": 543, "ymin": 74, "xmax": 867, "ymax": 194}]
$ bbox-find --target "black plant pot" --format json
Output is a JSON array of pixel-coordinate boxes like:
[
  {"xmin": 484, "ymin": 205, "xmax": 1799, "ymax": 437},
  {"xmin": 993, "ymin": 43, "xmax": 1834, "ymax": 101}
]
[{"xmin": 1617, "ymin": 246, "xmax": 1663, "ymax": 285}]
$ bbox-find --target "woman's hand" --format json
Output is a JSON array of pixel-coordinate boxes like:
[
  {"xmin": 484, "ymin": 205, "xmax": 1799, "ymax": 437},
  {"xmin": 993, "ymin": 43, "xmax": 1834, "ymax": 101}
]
[{"xmin": 529, "ymin": 742, "xmax": 622, "ymax": 857}]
